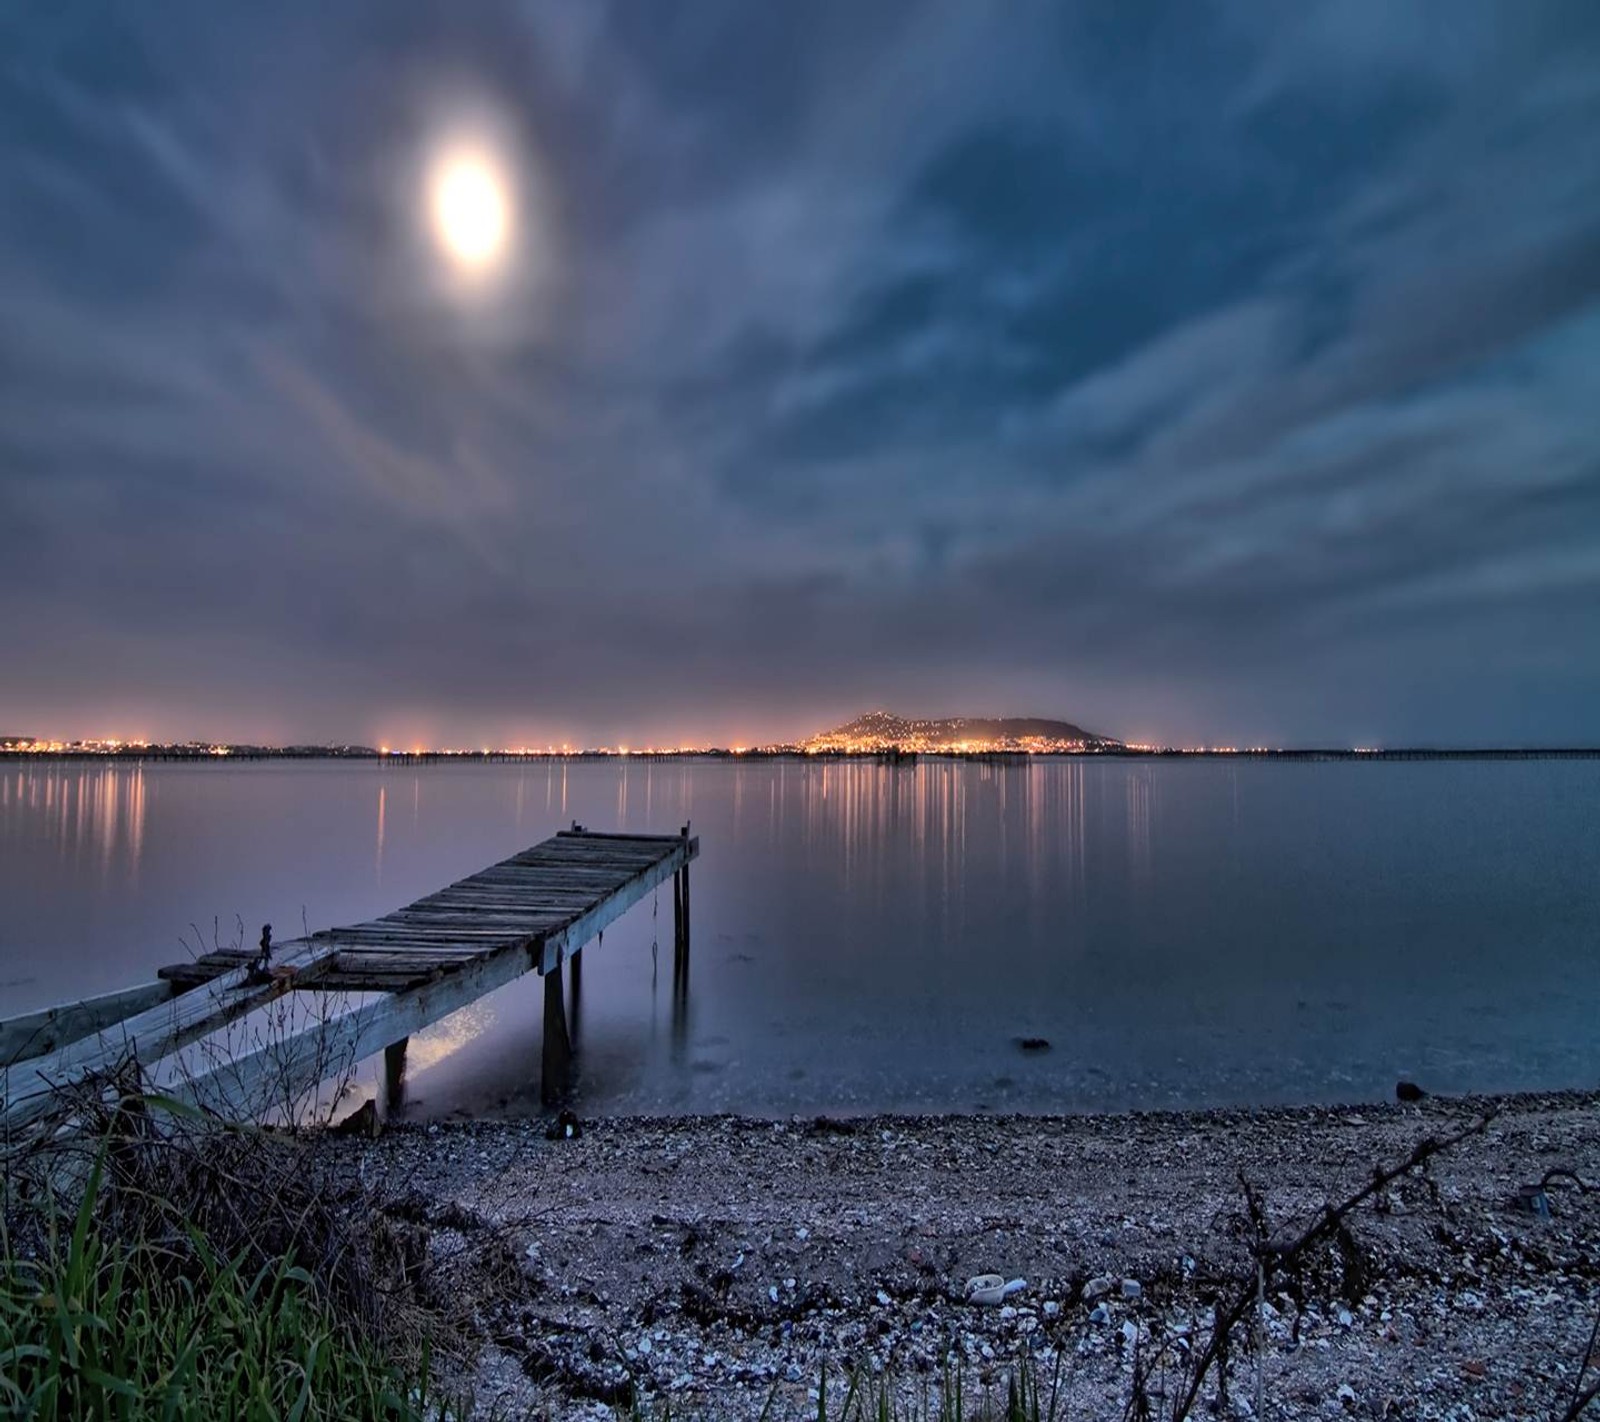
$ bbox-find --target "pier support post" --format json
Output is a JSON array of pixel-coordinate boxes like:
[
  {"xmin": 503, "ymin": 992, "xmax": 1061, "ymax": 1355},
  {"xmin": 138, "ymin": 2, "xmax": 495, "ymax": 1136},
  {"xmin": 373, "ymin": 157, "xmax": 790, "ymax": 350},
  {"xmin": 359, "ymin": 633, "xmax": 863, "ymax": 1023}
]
[
  {"xmin": 383, "ymin": 1037, "xmax": 408, "ymax": 1113},
  {"xmin": 542, "ymin": 965, "xmax": 573, "ymax": 1106},
  {"xmin": 672, "ymin": 866, "xmax": 691, "ymax": 991},
  {"xmin": 672, "ymin": 870, "xmax": 683, "ymax": 988},
  {"xmin": 681, "ymin": 863, "xmax": 691, "ymax": 965},
  {"xmin": 568, "ymin": 950, "xmax": 582, "ymax": 1048}
]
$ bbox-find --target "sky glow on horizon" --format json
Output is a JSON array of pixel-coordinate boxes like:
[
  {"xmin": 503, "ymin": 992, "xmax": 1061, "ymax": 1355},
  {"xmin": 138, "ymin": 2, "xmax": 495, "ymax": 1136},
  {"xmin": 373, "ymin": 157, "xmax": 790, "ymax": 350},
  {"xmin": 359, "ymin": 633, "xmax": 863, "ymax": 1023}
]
[{"xmin": 1, "ymin": 5, "xmax": 1598, "ymax": 750}]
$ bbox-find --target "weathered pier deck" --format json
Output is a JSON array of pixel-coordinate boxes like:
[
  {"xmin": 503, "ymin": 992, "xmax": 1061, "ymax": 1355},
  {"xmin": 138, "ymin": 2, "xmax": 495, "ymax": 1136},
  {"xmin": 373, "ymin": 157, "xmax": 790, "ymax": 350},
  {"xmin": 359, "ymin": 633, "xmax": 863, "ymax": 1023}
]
[{"xmin": 0, "ymin": 825, "xmax": 696, "ymax": 1130}]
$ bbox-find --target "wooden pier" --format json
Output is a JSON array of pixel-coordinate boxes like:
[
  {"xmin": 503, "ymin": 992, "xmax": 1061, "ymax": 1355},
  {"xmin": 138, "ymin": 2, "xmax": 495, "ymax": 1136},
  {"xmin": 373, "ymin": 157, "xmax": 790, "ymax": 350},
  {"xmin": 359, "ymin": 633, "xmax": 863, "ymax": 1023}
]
[{"xmin": 0, "ymin": 825, "xmax": 697, "ymax": 1130}]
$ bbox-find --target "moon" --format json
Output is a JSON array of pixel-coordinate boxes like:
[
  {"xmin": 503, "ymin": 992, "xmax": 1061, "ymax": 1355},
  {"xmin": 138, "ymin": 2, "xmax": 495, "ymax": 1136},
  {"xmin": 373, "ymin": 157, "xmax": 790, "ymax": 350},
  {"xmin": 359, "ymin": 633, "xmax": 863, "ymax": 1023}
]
[{"xmin": 428, "ymin": 148, "xmax": 510, "ymax": 272}]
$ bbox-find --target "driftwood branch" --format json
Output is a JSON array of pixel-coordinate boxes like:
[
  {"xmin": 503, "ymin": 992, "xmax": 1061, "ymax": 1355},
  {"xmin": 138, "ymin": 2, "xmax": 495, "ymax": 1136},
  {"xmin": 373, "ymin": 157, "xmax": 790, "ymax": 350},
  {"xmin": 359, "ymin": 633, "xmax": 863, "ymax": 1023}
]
[
  {"xmin": 1557, "ymin": 1304, "xmax": 1600, "ymax": 1422},
  {"xmin": 1171, "ymin": 1111, "xmax": 1494, "ymax": 1421}
]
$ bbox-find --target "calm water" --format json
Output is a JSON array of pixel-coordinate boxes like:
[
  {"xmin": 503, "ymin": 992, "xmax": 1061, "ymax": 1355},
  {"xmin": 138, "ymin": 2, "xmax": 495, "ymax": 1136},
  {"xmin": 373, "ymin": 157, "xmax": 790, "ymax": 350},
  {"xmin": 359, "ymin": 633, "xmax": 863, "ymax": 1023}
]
[{"xmin": 1, "ymin": 758, "xmax": 1597, "ymax": 1118}]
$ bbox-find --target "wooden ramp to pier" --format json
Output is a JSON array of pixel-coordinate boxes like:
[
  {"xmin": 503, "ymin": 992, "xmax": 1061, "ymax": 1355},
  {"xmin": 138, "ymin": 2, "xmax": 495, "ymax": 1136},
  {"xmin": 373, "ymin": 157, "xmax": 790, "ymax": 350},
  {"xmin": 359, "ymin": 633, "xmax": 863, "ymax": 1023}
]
[{"xmin": 0, "ymin": 826, "xmax": 696, "ymax": 1130}]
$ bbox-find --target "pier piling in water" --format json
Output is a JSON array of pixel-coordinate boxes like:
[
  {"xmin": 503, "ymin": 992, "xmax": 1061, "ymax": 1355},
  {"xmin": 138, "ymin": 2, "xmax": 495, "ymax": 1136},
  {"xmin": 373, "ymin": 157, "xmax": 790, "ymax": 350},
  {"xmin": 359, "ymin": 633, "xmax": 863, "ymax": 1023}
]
[{"xmin": 542, "ymin": 968, "xmax": 572, "ymax": 1105}]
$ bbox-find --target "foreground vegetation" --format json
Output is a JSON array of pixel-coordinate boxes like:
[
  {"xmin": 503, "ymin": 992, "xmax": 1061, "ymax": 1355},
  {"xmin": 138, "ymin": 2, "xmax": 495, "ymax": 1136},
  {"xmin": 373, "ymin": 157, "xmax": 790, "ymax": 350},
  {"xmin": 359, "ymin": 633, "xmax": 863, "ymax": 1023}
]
[
  {"xmin": 0, "ymin": 1152, "xmax": 454, "ymax": 1420},
  {"xmin": 0, "ymin": 1078, "xmax": 462, "ymax": 1422}
]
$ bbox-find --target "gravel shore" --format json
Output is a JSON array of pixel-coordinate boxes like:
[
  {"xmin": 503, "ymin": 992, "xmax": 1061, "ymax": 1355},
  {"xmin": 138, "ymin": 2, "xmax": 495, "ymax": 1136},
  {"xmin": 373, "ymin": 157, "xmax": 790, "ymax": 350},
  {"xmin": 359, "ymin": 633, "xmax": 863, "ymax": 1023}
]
[{"xmin": 331, "ymin": 1091, "xmax": 1600, "ymax": 1420}]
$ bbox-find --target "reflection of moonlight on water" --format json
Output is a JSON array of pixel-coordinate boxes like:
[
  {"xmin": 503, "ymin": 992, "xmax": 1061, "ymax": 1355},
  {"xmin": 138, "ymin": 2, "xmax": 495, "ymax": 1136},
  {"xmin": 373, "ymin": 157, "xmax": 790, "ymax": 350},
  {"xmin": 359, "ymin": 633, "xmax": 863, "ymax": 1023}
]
[{"xmin": 428, "ymin": 147, "xmax": 510, "ymax": 272}]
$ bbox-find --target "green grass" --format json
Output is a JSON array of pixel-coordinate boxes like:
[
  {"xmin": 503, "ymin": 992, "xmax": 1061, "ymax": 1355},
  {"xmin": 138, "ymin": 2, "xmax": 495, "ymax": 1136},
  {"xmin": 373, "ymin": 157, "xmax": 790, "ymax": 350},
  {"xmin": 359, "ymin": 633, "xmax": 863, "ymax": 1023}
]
[{"xmin": 0, "ymin": 1149, "xmax": 458, "ymax": 1421}]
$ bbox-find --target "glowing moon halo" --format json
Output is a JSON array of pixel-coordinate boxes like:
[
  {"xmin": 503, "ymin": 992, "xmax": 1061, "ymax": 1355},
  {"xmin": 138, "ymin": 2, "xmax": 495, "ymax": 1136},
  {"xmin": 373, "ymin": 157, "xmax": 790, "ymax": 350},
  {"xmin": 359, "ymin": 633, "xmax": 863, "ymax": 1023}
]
[{"xmin": 428, "ymin": 149, "xmax": 510, "ymax": 272}]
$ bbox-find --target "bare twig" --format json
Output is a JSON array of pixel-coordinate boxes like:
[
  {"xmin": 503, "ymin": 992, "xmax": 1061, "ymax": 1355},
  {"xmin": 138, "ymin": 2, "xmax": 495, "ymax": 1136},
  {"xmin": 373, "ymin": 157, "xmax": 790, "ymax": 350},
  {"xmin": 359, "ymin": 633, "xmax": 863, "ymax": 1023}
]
[
  {"xmin": 1558, "ymin": 1305, "xmax": 1600, "ymax": 1422},
  {"xmin": 1171, "ymin": 1112, "xmax": 1493, "ymax": 1420}
]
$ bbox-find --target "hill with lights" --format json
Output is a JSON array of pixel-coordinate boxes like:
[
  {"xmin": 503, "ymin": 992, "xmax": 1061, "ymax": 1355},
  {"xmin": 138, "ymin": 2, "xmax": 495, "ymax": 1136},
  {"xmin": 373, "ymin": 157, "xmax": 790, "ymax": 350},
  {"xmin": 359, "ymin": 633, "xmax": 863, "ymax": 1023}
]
[{"xmin": 801, "ymin": 711, "xmax": 1121, "ymax": 754}]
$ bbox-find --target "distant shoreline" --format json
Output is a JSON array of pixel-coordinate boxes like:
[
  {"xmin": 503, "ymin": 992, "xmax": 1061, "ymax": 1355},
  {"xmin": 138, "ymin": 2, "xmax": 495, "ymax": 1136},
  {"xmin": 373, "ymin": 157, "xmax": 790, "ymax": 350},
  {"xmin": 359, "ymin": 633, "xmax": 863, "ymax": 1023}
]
[{"xmin": 3, "ymin": 746, "xmax": 1599, "ymax": 764}]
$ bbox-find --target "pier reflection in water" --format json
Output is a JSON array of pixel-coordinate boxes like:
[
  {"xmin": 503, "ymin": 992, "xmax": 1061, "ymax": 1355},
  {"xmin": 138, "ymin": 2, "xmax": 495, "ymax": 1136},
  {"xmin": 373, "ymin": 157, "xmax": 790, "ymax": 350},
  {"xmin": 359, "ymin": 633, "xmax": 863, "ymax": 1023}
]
[{"xmin": 2, "ymin": 757, "xmax": 1598, "ymax": 1117}]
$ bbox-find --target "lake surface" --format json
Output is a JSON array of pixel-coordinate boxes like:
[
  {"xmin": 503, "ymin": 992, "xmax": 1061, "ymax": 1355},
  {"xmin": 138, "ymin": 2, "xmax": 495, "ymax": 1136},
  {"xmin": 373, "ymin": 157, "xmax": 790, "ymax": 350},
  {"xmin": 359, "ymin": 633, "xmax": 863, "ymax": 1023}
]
[{"xmin": 1, "ymin": 758, "xmax": 1596, "ymax": 1118}]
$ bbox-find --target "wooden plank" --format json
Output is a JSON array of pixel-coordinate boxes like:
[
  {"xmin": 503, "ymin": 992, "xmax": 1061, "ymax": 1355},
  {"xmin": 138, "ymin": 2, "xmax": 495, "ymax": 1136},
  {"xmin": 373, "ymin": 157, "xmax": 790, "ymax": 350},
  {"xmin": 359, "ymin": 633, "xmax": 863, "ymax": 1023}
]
[
  {"xmin": 468, "ymin": 857, "xmax": 657, "ymax": 874},
  {"xmin": 338, "ymin": 958, "xmax": 465, "ymax": 974},
  {"xmin": 317, "ymin": 930, "xmax": 547, "ymax": 949},
  {"xmin": 0, "ymin": 981, "xmax": 179, "ymax": 1066},
  {"xmin": 373, "ymin": 907, "xmax": 578, "ymax": 926},
  {"xmin": 331, "ymin": 949, "xmax": 480, "ymax": 967},
  {"xmin": 0, "ymin": 938, "xmax": 336, "ymax": 1129},
  {"xmin": 510, "ymin": 843, "xmax": 668, "ymax": 860},
  {"xmin": 553, "ymin": 825, "xmax": 684, "ymax": 838},
  {"xmin": 330, "ymin": 946, "xmax": 491, "ymax": 961},
  {"xmin": 406, "ymin": 887, "xmax": 616, "ymax": 906},
  {"xmin": 380, "ymin": 874, "xmax": 636, "ymax": 897},
  {"xmin": 337, "ymin": 920, "xmax": 568, "ymax": 938},
  {"xmin": 438, "ymin": 871, "xmax": 646, "ymax": 893},
  {"xmin": 368, "ymin": 918, "xmax": 573, "ymax": 936},
  {"xmin": 412, "ymin": 876, "xmax": 624, "ymax": 889},
  {"xmin": 514, "ymin": 843, "xmax": 665, "ymax": 858},
  {"xmin": 511, "ymin": 857, "xmax": 666, "ymax": 872}
]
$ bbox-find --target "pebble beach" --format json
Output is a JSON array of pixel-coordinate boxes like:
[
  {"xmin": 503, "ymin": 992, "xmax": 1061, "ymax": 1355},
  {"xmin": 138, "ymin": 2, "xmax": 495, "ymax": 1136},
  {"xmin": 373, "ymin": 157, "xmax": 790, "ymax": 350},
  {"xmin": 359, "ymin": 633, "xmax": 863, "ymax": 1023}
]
[{"xmin": 329, "ymin": 1089, "xmax": 1600, "ymax": 1419}]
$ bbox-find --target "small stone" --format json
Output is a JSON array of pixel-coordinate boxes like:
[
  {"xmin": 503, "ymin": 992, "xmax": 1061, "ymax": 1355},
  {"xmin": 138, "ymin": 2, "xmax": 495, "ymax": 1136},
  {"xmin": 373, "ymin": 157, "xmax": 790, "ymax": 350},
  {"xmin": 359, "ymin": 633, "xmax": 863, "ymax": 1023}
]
[
  {"xmin": 1336, "ymin": 1307, "xmax": 1353, "ymax": 1328},
  {"xmin": 1121, "ymin": 1279, "xmax": 1142, "ymax": 1300},
  {"xmin": 1089, "ymin": 1304, "xmax": 1111, "ymax": 1325},
  {"xmin": 1083, "ymin": 1276, "xmax": 1114, "ymax": 1302},
  {"xmin": 1336, "ymin": 1383, "xmax": 1358, "ymax": 1409},
  {"xmin": 638, "ymin": 1336, "xmax": 652, "ymax": 1356},
  {"xmin": 999, "ymin": 1306, "xmax": 1017, "ymax": 1321},
  {"xmin": 876, "ymin": 1290, "xmax": 891, "ymax": 1307},
  {"xmin": 1121, "ymin": 1320, "xmax": 1138, "ymax": 1348},
  {"xmin": 769, "ymin": 1285, "xmax": 779, "ymax": 1303},
  {"xmin": 1043, "ymin": 1301, "xmax": 1060, "ymax": 1318}
]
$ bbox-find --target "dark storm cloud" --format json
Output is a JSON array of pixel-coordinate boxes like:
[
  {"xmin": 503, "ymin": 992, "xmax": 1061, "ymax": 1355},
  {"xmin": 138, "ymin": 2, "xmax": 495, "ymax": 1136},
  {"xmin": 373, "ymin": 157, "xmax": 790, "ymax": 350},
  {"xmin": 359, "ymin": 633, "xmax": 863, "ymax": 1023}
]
[{"xmin": 2, "ymin": 1, "xmax": 1599, "ymax": 746}]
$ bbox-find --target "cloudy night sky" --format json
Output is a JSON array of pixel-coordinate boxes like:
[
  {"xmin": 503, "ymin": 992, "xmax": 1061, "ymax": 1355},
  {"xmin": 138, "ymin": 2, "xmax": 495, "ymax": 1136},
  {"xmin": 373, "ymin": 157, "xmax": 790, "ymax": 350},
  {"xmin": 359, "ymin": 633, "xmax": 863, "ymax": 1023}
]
[{"xmin": 2, "ymin": 3, "xmax": 1598, "ymax": 749}]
